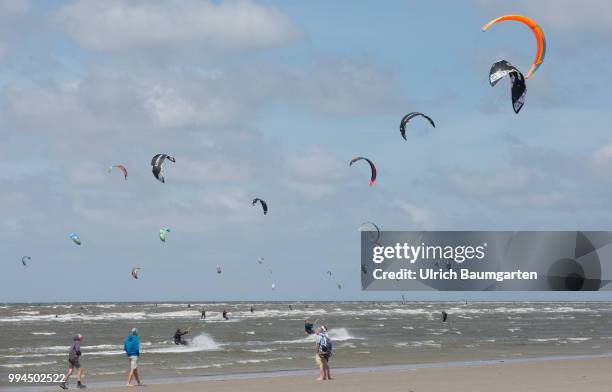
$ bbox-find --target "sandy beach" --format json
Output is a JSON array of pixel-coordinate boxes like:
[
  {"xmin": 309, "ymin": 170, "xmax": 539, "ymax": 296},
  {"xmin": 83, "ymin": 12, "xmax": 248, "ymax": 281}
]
[{"xmin": 80, "ymin": 356, "xmax": 612, "ymax": 392}]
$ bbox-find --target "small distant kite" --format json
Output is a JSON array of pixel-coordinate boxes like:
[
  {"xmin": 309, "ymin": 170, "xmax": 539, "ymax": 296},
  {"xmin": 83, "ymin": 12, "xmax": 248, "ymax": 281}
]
[
  {"xmin": 399, "ymin": 112, "xmax": 436, "ymax": 140},
  {"xmin": 482, "ymin": 14, "xmax": 545, "ymax": 79},
  {"xmin": 216, "ymin": 265, "xmax": 222, "ymax": 274},
  {"xmin": 271, "ymin": 283, "xmax": 276, "ymax": 290},
  {"xmin": 336, "ymin": 283, "xmax": 342, "ymax": 290},
  {"xmin": 151, "ymin": 154, "xmax": 175, "ymax": 183},
  {"xmin": 159, "ymin": 228, "xmax": 171, "ymax": 242},
  {"xmin": 21, "ymin": 256, "xmax": 31, "ymax": 266},
  {"xmin": 489, "ymin": 60, "xmax": 526, "ymax": 114},
  {"xmin": 107, "ymin": 165, "xmax": 128, "ymax": 180},
  {"xmin": 349, "ymin": 156, "xmax": 377, "ymax": 187},
  {"xmin": 326, "ymin": 270, "xmax": 332, "ymax": 276},
  {"xmin": 252, "ymin": 198, "xmax": 268, "ymax": 215},
  {"xmin": 258, "ymin": 257, "xmax": 264, "ymax": 265},
  {"xmin": 69, "ymin": 233, "xmax": 82, "ymax": 246},
  {"xmin": 131, "ymin": 267, "xmax": 141, "ymax": 280}
]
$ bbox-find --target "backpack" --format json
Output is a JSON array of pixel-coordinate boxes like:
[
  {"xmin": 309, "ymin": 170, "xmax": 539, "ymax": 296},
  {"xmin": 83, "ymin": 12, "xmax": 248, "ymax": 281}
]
[{"xmin": 319, "ymin": 334, "xmax": 331, "ymax": 354}]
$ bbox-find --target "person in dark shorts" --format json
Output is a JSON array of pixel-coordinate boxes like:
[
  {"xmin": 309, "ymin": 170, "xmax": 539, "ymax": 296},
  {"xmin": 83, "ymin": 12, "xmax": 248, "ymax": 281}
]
[{"xmin": 59, "ymin": 334, "xmax": 86, "ymax": 389}]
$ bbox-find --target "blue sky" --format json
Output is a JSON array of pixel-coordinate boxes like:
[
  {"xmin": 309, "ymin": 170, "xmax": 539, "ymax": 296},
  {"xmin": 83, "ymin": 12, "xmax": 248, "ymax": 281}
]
[{"xmin": 1, "ymin": 0, "xmax": 612, "ymax": 302}]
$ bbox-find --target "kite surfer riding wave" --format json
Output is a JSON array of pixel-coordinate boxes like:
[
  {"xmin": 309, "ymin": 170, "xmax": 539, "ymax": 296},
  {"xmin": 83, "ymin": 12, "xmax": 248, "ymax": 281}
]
[{"xmin": 173, "ymin": 328, "xmax": 189, "ymax": 345}]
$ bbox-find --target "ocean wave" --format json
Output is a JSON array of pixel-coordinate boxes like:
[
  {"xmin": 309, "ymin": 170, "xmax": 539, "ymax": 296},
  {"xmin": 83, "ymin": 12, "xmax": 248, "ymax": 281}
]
[
  {"xmin": 1, "ymin": 361, "xmax": 57, "ymax": 368},
  {"xmin": 528, "ymin": 338, "xmax": 559, "ymax": 342},
  {"xmin": 145, "ymin": 333, "xmax": 221, "ymax": 354},
  {"xmin": 394, "ymin": 340, "xmax": 441, "ymax": 349},
  {"xmin": 567, "ymin": 337, "xmax": 591, "ymax": 342}
]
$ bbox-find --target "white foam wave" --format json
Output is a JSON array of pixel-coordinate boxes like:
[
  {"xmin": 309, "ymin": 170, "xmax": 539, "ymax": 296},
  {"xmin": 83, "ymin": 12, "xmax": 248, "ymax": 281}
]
[
  {"xmin": 394, "ymin": 340, "xmax": 441, "ymax": 348},
  {"xmin": 1, "ymin": 361, "xmax": 57, "ymax": 368},
  {"xmin": 327, "ymin": 328, "xmax": 359, "ymax": 341},
  {"xmin": 146, "ymin": 333, "xmax": 221, "ymax": 354}
]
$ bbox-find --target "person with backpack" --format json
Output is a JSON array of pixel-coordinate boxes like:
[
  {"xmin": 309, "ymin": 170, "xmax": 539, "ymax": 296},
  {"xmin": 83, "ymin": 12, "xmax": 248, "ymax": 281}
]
[
  {"xmin": 314, "ymin": 327, "xmax": 333, "ymax": 381},
  {"xmin": 59, "ymin": 334, "xmax": 86, "ymax": 389},
  {"xmin": 124, "ymin": 328, "xmax": 142, "ymax": 387}
]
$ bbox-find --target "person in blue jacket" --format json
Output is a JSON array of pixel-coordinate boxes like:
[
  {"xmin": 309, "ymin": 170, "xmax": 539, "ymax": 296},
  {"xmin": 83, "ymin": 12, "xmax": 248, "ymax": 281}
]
[{"xmin": 124, "ymin": 328, "xmax": 142, "ymax": 387}]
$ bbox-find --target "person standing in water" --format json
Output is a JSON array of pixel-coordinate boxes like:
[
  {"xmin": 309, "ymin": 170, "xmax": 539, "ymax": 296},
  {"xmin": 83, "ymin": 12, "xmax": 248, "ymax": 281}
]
[
  {"xmin": 200, "ymin": 309, "xmax": 206, "ymax": 320},
  {"xmin": 222, "ymin": 310, "xmax": 229, "ymax": 320},
  {"xmin": 59, "ymin": 334, "xmax": 86, "ymax": 389},
  {"xmin": 124, "ymin": 328, "xmax": 142, "ymax": 387},
  {"xmin": 250, "ymin": 306, "xmax": 254, "ymax": 313}
]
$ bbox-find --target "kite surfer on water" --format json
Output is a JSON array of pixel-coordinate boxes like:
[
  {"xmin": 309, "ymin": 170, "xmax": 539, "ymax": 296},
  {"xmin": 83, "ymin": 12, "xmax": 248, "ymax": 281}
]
[{"xmin": 173, "ymin": 328, "xmax": 189, "ymax": 345}]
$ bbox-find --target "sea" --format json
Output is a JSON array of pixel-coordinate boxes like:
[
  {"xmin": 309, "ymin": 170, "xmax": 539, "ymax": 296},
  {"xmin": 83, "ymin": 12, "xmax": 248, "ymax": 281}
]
[{"xmin": 1, "ymin": 302, "xmax": 612, "ymax": 388}]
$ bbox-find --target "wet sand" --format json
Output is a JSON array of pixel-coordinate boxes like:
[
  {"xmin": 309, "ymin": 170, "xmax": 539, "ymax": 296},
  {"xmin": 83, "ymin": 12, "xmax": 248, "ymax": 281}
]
[{"xmin": 83, "ymin": 356, "xmax": 612, "ymax": 392}]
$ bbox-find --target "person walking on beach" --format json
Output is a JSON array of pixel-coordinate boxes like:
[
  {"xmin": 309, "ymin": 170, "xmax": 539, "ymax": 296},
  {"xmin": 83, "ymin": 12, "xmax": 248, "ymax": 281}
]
[
  {"xmin": 59, "ymin": 334, "xmax": 86, "ymax": 389},
  {"xmin": 314, "ymin": 327, "xmax": 332, "ymax": 381},
  {"xmin": 124, "ymin": 328, "xmax": 142, "ymax": 387}
]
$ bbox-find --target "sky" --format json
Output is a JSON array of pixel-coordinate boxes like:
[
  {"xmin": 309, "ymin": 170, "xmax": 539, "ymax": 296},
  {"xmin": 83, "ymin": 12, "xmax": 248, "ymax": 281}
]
[{"xmin": 2, "ymin": 0, "xmax": 612, "ymax": 302}]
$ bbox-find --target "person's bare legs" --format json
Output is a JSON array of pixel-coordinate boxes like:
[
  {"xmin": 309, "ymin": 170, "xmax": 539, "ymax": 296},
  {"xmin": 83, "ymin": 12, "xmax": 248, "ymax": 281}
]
[
  {"xmin": 317, "ymin": 364, "xmax": 325, "ymax": 381},
  {"xmin": 76, "ymin": 368, "xmax": 83, "ymax": 383},
  {"xmin": 133, "ymin": 369, "xmax": 141, "ymax": 386},
  {"xmin": 127, "ymin": 369, "xmax": 135, "ymax": 386},
  {"xmin": 325, "ymin": 364, "xmax": 332, "ymax": 380},
  {"xmin": 60, "ymin": 368, "xmax": 73, "ymax": 388}
]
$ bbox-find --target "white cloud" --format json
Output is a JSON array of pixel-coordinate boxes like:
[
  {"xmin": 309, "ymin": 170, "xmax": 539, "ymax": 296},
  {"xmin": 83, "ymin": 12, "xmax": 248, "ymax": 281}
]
[
  {"xmin": 284, "ymin": 147, "xmax": 346, "ymax": 200},
  {"xmin": 291, "ymin": 59, "xmax": 402, "ymax": 115},
  {"xmin": 448, "ymin": 167, "xmax": 531, "ymax": 196},
  {"xmin": 478, "ymin": 0, "xmax": 612, "ymax": 32},
  {"xmin": 56, "ymin": 0, "xmax": 300, "ymax": 52},
  {"xmin": 391, "ymin": 200, "xmax": 431, "ymax": 228},
  {"xmin": 591, "ymin": 144, "xmax": 612, "ymax": 165},
  {"xmin": 521, "ymin": 0, "xmax": 612, "ymax": 32},
  {"xmin": 143, "ymin": 84, "xmax": 199, "ymax": 128},
  {"xmin": 1, "ymin": 58, "xmax": 401, "ymax": 134},
  {"xmin": 170, "ymin": 157, "xmax": 252, "ymax": 183},
  {"xmin": 0, "ymin": 0, "xmax": 30, "ymax": 18},
  {"xmin": 284, "ymin": 147, "xmax": 344, "ymax": 181}
]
